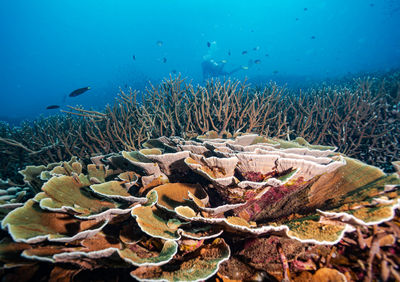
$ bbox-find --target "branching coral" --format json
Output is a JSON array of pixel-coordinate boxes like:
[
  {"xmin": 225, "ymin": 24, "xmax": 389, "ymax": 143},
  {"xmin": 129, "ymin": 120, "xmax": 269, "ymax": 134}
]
[
  {"xmin": 0, "ymin": 133, "xmax": 398, "ymax": 281},
  {"xmin": 1, "ymin": 71, "xmax": 399, "ymax": 184}
]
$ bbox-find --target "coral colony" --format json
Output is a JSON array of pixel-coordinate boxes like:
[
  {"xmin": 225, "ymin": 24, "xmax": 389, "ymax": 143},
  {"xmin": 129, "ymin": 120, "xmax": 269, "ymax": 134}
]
[{"xmin": 0, "ymin": 74, "xmax": 399, "ymax": 281}]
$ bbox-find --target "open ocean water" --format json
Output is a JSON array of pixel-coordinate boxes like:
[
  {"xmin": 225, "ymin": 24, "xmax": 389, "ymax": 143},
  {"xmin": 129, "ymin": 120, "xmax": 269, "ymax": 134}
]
[{"xmin": 0, "ymin": 0, "xmax": 399, "ymax": 125}]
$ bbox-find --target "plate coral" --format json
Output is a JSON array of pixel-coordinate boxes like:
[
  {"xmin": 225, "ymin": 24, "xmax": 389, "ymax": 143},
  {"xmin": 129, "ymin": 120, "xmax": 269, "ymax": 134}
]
[{"xmin": 0, "ymin": 132, "xmax": 398, "ymax": 281}]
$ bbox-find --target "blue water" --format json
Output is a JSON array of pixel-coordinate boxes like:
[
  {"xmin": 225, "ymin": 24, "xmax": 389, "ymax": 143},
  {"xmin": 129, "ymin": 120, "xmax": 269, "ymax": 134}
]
[{"xmin": 1, "ymin": 0, "xmax": 399, "ymax": 124}]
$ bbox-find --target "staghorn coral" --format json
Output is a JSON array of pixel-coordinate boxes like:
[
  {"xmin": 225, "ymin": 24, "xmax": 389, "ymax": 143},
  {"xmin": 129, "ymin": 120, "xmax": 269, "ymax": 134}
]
[
  {"xmin": 0, "ymin": 133, "xmax": 399, "ymax": 281},
  {"xmin": 1, "ymin": 70, "xmax": 399, "ymax": 183}
]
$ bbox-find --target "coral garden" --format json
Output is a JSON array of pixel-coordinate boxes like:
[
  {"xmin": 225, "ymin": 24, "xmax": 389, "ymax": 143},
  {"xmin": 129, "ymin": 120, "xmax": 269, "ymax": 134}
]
[
  {"xmin": 0, "ymin": 131, "xmax": 399, "ymax": 281},
  {"xmin": 0, "ymin": 71, "xmax": 399, "ymax": 281},
  {"xmin": 0, "ymin": 71, "xmax": 399, "ymax": 183}
]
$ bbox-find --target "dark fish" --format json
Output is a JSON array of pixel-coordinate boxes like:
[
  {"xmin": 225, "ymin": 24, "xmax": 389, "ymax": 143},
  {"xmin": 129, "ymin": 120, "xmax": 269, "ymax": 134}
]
[
  {"xmin": 254, "ymin": 59, "xmax": 261, "ymax": 64},
  {"xmin": 311, "ymin": 36, "xmax": 316, "ymax": 39},
  {"xmin": 253, "ymin": 46, "xmax": 260, "ymax": 51},
  {"xmin": 304, "ymin": 7, "xmax": 308, "ymax": 11},
  {"xmin": 242, "ymin": 50, "xmax": 248, "ymax": 55},
  {"xmin": 156, "ymin": 40, "xmax": 163, "ymax": 46},
  {"xmin": 163, "ymin": 57, "xmax": 167, "ymax": 63},
  {"xmin": 250, "ymin": 29, "xmax": 254, "ymax": 32},
  {"xmin": 132, "ymin": 55, "xmax": 136, "ymax": 61},
  {"xmin": 370, "ymin": 3, "xmax": 374, "ymax": 7},
  {"xmin": 228, "ymin": 50, "xmax": 231, "ymax": 56},
  {"xmin": 273, "ymin": 70, "xmax": 279, "ymax": 74},
  {"xmin": 171, "ymin": 69, "xmax": 177, "ymax": 74},
  {"xmin": 207, "ymin": 41, "xmax": 211, "ymax": 47},
  {"xmin": 295, "ymin": 17, "xmax": 299, "ymax": 21},
  {"xmin": 69, "ymin": 87, "xmax": 91, "ymax": 97},
  {"xmin": 46, "ymin": 105, "xmax": 60, "ymax": 110},
  {"xmin": 265, "ymin": 53, "xmax": 269, "ymax": 57}
]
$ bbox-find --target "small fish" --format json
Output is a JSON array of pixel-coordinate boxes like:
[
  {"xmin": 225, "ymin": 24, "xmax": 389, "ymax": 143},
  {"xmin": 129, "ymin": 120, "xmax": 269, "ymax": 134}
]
[
  {"xmin": 207, "ymin": 41, "xmax": 211, "ymax": 47},
  {"xmin": 171, "ymin": 70, "xmax": 177, "ymax": 74},
  {"xmin": 273, "ymin": 70, "xmax": 279, "ymax": 74},
  {"xmin": 304, "ymin": 7, "xmax": 308, "ymax": 11},
  {"xmin": 295, "ymin": 17, "xmax": 299, "ymax": 21},
  {"xmin": 241, "ymin": 50, "xmax": 248, "ymax": 55},
  {"xmin": 241, "ymin": 66, "xmax": 249, "ymax": 70},
  {"xmin": 221, "ymin": 59, "xmax": 227, "ymax": 64},
  {"xmin": 46, "ymin": 105, "xmax": 60, "ymax": 110},
  {"xmin": 69, "ymin": 87, "xmax": 91, "ymax": 97},
  {"xmin": 228, "ymin": 50, "xmax": 231, "ymax": 56},
  {"xmin": 370, "ymin": 3, "xmax": 374, "ymax": 7},
  {"xmin": 265, "ymin": 53, "xmax": 269, "ymax": 57},
  {"xmin": 250, "ymin": 29, "xmax": 254, "ymax": 32},
  {"xmin": 254, "ymin": 59, "xmax": 261, "ymax": 64},
  {"xmin": 253, "ymin": 46, "xmax": 260, "ymax": 51},
  {"xmin": 156, "ymin": 40, "xmax": 163, "ymax": 46},
  {"xmin": 311, "ymin": 36, "xmax": 316, "ymax": 39},
  {"xmin": 132, "ymin": 55, "xmax": 136, "ymax": 61},
  {"xmin": 163, "ymin": 57, "xmax": 167, "ymax": 63}
]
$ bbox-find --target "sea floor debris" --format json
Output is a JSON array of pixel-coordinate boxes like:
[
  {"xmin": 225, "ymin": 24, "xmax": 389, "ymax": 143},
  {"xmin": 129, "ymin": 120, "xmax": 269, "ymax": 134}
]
[{"xmin": 0, "ymin": 132, "xmax": 399, "ymax": 281}]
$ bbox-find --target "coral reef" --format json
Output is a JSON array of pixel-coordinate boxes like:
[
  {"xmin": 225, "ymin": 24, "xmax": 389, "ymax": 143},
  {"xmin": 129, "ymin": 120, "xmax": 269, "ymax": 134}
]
[
  {"xmin": 1, "ymin": 71, "xmax": 399, "ymax": 183},
  {"xmin": 0, "ymin": 133, "xmax": 399, "ymax": 281},
  {"xmin": 0, "ymin": 178, "xmax": 34, "ymax": 223}
]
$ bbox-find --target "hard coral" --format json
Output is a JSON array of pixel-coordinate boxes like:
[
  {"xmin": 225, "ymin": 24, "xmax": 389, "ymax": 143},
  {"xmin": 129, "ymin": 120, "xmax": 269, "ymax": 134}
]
[
  {"xmin": 0, "ymin": 133, "xmax": 399, "ymax": 281},
  {"xmin": 2, "ymin": 72, "xmax": 400, "ymax": 184}
]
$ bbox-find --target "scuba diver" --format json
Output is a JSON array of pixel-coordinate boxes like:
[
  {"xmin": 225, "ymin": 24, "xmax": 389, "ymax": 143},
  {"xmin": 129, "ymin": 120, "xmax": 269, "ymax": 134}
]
[
  {"xmin": 201, "ymin": 41, "xmax": 245, "ymax": 81},
  {"xmin": 201, "ymin": 59, "xmax": 243, "ymax": 80}
]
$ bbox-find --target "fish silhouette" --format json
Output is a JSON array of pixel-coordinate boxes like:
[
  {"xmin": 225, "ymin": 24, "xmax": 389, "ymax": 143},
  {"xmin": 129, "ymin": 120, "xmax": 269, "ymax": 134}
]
[{"xmin": 69, "ymin": 87, "xmax": 91, "ymax": 97}]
